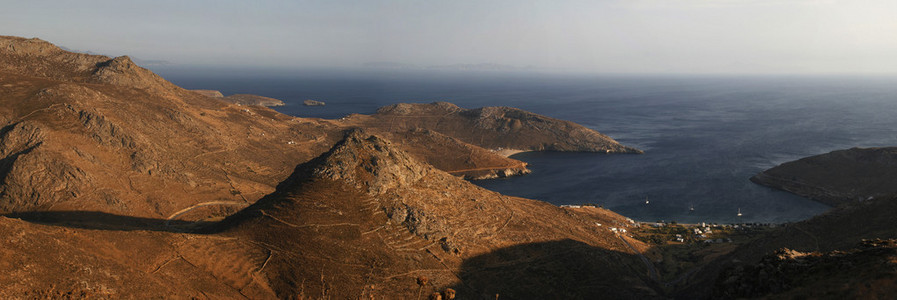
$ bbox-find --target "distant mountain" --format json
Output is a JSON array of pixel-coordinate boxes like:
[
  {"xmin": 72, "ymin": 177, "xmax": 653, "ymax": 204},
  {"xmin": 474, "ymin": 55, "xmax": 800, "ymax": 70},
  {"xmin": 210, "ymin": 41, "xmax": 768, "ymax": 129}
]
[
  {"xmin": 362, "ymin": 61, "xmax": 418, "ymax": 69},
  {"xmin": 426, "ymin": 63, "xmax": 520, "ymax": 71},
  {"xmin": 362, "ymin": 61, "xmax": 535, "ymax": 71}
]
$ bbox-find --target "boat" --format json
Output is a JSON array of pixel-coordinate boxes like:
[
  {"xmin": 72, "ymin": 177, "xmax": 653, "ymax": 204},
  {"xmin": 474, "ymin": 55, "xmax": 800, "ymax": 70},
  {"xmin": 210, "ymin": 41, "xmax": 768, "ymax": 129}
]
[
  {"xmin": 645, "ymin": 197, "xmax": 649, "ymax": 205},
  {"xmin": 737, "ymin": 208, "xmax": 743, "ymax": 217},
  {"xmin": 689, "ymin": 204, "xmax": 695, "ymax": 212}
]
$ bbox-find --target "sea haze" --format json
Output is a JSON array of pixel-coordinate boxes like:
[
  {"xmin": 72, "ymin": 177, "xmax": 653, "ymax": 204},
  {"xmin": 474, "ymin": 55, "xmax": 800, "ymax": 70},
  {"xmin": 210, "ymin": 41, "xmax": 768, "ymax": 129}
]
[{"xmin": 154, "ymin": 67, "xmax": 897, "ymax": 224}]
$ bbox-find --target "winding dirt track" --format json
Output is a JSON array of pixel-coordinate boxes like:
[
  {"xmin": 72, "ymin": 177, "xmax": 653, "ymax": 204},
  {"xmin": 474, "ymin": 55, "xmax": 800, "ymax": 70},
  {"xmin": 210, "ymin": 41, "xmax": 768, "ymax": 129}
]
[{"xmin": 165, "ymin": 201, "xmax": 249, "ymax": 226}]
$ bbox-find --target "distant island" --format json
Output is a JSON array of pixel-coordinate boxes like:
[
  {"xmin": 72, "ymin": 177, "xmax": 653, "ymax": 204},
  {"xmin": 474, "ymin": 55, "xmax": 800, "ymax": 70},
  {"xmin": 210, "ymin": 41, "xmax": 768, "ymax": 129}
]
[{"xmin": 303, "ymin": 99, "xmax": 325, "ymax": 106}]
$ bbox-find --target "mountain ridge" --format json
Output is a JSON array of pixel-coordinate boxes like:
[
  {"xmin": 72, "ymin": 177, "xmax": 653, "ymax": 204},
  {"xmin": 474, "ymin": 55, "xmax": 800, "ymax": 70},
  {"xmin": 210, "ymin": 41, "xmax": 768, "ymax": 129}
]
[{"xmin": 0, "ymin": 35, "xmax": 658, "ymax": 298}]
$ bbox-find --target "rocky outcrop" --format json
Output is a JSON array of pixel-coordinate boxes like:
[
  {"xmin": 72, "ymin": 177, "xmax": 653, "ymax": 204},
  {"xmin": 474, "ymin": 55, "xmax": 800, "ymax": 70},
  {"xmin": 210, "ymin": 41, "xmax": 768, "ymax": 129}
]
[
  {"xmin": 296, "ymin": 129, "xmax": 432, "ymax": 195},
  {"xmin": 0, "ymin": 122, "xmax": 89, "ymax": 211},
  {"xmin": 713, "ymin": 239, "xmax": 897, "ymax": 299},
  {"xmin": 221, "ymin": 94, "xmax": 285, "ymax": 107},
  {"xmin": 751, "ymin": 147, "xmax": 897, "ymax": 206},
  {"xmin": 91, "ymin": 55, "xmax": 178, "ymax": 91}
]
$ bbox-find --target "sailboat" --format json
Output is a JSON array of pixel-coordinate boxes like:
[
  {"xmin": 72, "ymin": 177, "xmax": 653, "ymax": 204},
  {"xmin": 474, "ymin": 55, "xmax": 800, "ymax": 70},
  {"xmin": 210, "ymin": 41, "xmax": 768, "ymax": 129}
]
[
  {"xmin": 737, "ymin": 208, "xmax": 743, "ymax": 217},
  {"xmin": 689, "ymin": 204, "xmax": 695, "ymax": 212},
  {"xmin": 645, "ymin": 196, "xmax": 649, "ymax": 205}
]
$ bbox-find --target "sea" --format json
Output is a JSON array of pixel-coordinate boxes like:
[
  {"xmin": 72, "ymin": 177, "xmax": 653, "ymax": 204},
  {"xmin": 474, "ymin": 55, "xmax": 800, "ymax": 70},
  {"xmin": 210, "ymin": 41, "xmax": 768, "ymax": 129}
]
[{"xmin": 153, "ymin": 66, "xmax": 897, "ymax": 224}]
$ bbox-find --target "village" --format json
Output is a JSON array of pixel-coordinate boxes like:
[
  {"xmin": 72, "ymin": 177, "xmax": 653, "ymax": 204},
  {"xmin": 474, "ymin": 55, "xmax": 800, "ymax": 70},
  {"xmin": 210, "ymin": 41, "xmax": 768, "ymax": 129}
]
[{"xmin": 561, "ymin": 204, "xmax": 782, "ymax": 284}]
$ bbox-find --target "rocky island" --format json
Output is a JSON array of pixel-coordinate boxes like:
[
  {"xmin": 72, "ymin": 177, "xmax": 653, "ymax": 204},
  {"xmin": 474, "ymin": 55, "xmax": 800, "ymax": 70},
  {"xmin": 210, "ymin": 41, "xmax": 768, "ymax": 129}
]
[{"xmin": 303, "ymin": 99, "xmax": 325, "ymax": 106}]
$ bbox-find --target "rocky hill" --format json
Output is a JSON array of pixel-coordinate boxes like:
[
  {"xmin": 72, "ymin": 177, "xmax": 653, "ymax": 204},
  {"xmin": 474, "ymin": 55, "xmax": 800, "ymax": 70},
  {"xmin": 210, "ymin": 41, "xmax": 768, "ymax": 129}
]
[
  {"xmin": 0, "ymin": 36, "xmax": 341, "ymax": 218},
  {"xmin": 215, "ymin": 130, "xmax": 658, "ymax": 298},
  {"xmin": 0, "ymin": 36, "xmax": 655, "ymax": 298},
  {"xmin": 751, "ymin": 147, "xmax": 897, "ymax": 206},
  {"xmin": 0, "ymin": 130, "xmax": 660, "ymax": 298}
]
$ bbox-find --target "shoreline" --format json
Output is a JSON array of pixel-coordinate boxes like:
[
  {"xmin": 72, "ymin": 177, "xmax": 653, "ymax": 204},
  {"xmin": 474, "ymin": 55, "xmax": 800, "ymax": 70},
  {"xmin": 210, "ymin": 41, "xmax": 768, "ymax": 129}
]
[{"xmin": 493, "ymin": 148, "xmax": 529, "ymax": 157}]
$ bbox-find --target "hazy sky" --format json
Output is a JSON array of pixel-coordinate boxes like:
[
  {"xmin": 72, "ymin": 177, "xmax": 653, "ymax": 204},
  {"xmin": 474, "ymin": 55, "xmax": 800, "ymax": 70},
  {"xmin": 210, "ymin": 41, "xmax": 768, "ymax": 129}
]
[{"xmin": 3, "ymin": 0, "xmax": 897, "ymax": 74}]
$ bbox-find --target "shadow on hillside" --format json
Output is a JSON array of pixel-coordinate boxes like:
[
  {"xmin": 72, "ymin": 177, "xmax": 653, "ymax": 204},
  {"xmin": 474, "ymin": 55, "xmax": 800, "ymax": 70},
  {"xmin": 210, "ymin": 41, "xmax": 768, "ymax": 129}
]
[
  {"xmin": 4, "ymin": 211, "xmax": 199, "ymax": 232},
  {"xmin": 450, "ymin": 239, "xmax": 663, "ymax": 300}
]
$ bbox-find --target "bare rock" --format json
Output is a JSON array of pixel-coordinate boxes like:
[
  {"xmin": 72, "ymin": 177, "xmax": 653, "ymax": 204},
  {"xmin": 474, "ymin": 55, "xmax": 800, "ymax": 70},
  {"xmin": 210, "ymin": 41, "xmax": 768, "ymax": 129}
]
[
  {"xmin": 307, "ymin": 129, "xmax": 431, "ymax": 195},
  {"xmin": 0, "ymin": 122, "xmax": 90, "ymax": 211}
]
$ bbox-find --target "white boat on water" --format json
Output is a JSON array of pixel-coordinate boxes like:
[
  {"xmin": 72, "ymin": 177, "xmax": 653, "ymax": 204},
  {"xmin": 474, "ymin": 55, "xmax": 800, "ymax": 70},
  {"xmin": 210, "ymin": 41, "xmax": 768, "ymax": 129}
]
[{"xmin": 737, "ymin": 208, "xmax": 743, "ymax": 217}]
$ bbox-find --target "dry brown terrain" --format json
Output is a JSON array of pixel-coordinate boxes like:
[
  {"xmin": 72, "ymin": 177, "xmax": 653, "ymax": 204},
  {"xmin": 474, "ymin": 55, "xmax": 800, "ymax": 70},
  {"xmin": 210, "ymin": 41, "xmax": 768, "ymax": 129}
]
[
  {"xmin": 9, "ymin": 35, "xmax": 897, "ymax": 299},
  {"xmin": 1, "ymin": 36, "xmax": 337, "ymax": 219},
  {"xmin": 0, "ymin": 36, "xmax": 662, "ymax": 298},
  {"xmin": 0, "ymin": 130, "xmax": 661, "ymax": 298}
]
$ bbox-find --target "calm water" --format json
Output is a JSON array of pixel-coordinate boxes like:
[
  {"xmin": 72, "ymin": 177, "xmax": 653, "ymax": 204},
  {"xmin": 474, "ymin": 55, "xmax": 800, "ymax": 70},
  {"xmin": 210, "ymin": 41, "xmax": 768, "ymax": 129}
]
[{"xmin": 154, "ymin": 67, "xmax": 897, "ymax": 223}]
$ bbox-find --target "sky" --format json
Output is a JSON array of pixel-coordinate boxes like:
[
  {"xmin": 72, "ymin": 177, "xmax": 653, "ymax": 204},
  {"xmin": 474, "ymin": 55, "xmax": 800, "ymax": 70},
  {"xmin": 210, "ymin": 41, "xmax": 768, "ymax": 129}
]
[{"xmin": 2, "ymin": 0, "xmax": 897, "ymax": 74}]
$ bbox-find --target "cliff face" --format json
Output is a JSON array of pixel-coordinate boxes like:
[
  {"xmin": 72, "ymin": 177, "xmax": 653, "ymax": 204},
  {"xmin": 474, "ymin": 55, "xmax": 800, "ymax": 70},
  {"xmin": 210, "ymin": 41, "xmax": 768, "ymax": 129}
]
[{"xmin": 751, "ymin": 147, "xmax": 897, "ymax": 206}]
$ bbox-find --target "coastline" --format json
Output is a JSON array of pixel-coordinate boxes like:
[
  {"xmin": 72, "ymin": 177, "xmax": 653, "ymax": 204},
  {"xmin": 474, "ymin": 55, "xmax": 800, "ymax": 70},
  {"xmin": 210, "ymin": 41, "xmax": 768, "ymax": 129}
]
[{"xmin": 494, "ymin": 148, "xmax": 528, "ymax": 157}]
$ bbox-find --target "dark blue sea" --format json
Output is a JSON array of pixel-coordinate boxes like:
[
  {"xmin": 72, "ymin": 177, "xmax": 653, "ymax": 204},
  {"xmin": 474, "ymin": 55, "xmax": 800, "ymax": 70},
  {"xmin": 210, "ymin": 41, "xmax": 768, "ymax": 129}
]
[{"xmin": 153, "ymin": 67, "xmax": 897, "ymax": 224}]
